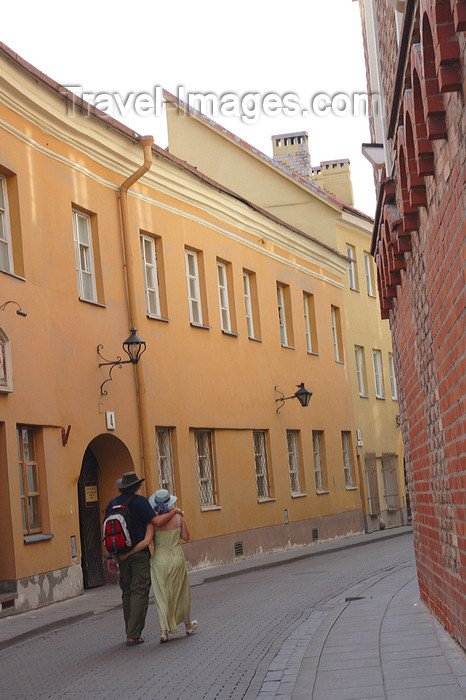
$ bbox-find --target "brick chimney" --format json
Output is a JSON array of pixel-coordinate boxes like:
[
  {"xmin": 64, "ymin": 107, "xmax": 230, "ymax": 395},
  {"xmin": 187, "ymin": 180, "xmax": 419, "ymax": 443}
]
[{"xmin": 271, "ymin": 131, "xmax": 311, "ymax": 177}]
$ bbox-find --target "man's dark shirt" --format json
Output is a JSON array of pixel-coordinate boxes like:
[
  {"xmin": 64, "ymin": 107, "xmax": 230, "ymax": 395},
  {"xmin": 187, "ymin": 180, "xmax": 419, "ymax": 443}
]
[{"xmin": 105, "ymin": 493, "xmax": 155, "ymax": 550}]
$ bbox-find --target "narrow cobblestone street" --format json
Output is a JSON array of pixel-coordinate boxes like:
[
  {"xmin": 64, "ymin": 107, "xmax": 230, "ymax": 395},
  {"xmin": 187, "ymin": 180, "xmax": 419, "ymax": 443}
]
[{"xmin": 0, "ymin": 535, "xmax": 417, "ymax": 699}]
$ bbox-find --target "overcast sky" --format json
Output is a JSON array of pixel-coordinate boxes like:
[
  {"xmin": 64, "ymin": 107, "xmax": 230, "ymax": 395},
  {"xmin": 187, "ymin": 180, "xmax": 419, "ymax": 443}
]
[{"xmin": 2, "ymin": 0, "xmax": 376, "ymax": 215}]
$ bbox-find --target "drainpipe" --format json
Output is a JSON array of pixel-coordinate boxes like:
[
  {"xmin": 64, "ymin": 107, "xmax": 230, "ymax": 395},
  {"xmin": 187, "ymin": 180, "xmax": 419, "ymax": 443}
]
[{"xmin": 119, "ymin": 135, "xmax": 154, "ymax": 493}]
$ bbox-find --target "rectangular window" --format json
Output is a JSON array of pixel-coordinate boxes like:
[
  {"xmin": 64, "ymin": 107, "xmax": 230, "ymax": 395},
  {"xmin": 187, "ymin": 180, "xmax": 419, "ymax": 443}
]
[
  {"xmin": 346, "ymin": 244, "xmax": 358, "ymax": 291},
  {"xmin": 287, "ymin": 430, "xmax": 302, "ymax": 494},
  {"xmin": 243, "ymin": 272, "xmax": 255, "ymax": 338},
  {"xmin": 194, "ymin": 430, "xmax": 217, "ymax": 507},
  {"xmin": 303, "ymin": 293, "xmax": 318, "ymax": 354},
  {"xmin": 185, "ymin": 249, "xmax": 203, "ymax": 325},
  {"xmin": 72, "ymin": 210, "xmax": 97, "ymax": 302},
  {"xmin": 17, "ymin": 426, "xmax": 41, "ymax": 534},
  {"xmin": 0, "ymin": 175, "xmax": 13, "ymax": 273},
  {"xmin": 217, "ymin": 261, "xmax": 231, "ymax": 332},
  {"xmin": 331, "ymin": 306, "xmax": 344, "ymax": 362},
  {"xmin": 312, "ymin": 430, "xmax": 326, "ymax": 492},
  {"xmin": 141, "ymin": 234, "xmax": 161, "ymax": 318},
  {"xmin": 381, "ymin": 453, "xmax": 400, "ymax": 510},
  {"xmin": 253, "ymin": 430, "xmax": 271, "ymax": 499},
  {"xmin": 388, "ymin": 353, "xmax": 398, "ymax": 400},
  {"xmin": 355, "ymin": 345, "xmax": 367, "ymax": 397},
  {"xmin": 243, "ymin": 269, "xmax": 261, "ymax": 340},
  {"xmin": 277, "ymin": 284, "xmax": 288, "ymax": 346},
  {"xmin": 365, "ymin": 453, "xmax": 381, "ymax": 515},
  {"xmin": 364, "ymin": 252, "xmax": 375, "ymax": 296},
  {"xmin": 341, "ymin": 431, "xmax": 354, "ymax": 488},
  {"xmin": 156, "ymin": 428, "xmax": 176, "ymax": 494},
  {"xmin": 372, "ymin": 349, "xmax": 385, "ymax": 398}
]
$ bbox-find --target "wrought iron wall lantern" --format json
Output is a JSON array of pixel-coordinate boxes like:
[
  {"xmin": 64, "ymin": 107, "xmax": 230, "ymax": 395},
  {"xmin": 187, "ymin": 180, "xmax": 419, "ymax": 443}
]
[
  {"xmin": 97, "ymin": 328, "xmax": 146, "ymax": 396},
  {"xmin": 0, "ymin": 300, "xmax": 27, "ymax": 316},
  {"xmin": 275, "ymin": 382, "xmax": 313, "ymax": 414}
]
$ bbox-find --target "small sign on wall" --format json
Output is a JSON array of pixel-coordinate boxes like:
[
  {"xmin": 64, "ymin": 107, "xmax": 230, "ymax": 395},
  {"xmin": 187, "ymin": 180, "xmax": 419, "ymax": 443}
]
[
  {"xmin": 106, "ymin": 411, "xmax": 115, "ymax": 430},
  {"xmin": 85, "ymin": 484, "xmax": 98, "ymax": 504}
]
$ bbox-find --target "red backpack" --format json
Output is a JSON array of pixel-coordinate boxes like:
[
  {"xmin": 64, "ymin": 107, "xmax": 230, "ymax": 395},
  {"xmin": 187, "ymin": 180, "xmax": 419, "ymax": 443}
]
[{"xmin": 103, "ymin": 495, "xmax": 136, "ymax": 555}]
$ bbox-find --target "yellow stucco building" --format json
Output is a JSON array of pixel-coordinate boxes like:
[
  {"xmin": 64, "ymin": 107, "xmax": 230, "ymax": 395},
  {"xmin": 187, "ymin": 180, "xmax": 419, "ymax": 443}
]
[
  {"xmin": 0, "ymin": 45, "xmax": 368, "ymax": 615},
  {"xmin": 165, "ymin": 97, "xmax": 406, "ymax": 534}
]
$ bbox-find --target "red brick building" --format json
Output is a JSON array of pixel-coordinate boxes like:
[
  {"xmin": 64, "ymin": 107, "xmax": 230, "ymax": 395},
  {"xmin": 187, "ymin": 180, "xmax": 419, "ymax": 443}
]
[{"xmin": 356, "ymin": 0, "xmax": 465, "ymax": 648}]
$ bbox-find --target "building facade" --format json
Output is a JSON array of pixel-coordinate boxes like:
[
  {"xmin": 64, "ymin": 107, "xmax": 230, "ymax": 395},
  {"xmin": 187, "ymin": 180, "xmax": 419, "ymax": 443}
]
[
  {"xmin": 166, "ymin": 101, "xmax": 406, "ymax": 533},
  {"xmin": 356, "ymin": 0, "xmax": 465, "ymax": 647},
  {"xmin": 0, "ymin": 44, "xmax": 366, "ymax": 615}
]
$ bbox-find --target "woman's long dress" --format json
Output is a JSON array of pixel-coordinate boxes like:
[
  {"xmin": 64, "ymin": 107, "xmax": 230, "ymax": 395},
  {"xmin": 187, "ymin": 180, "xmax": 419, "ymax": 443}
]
[{"xmin": 150, "ymin": 525, "xmax": 191, "ymax": 634}]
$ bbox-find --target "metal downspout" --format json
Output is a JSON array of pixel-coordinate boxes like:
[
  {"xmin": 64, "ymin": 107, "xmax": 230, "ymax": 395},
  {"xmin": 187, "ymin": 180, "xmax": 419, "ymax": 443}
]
[{"xmin": 119, "ymin": 135, "xmax": 154, "ymax": 492}]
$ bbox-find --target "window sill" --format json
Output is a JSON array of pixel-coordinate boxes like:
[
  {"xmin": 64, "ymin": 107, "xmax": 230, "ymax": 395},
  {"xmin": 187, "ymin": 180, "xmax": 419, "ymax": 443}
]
[
  {"xmin": 248, "ymin": 336, "xmax": 262, "ymax": 343},
  {"xmin": 24, "ymin": 533, "xmax": 54, "ymax": 544},
  {"xmin": 375, "ymin": 395, "xmax": 386, "ymax": 400},
  {"xmin": 335, "ymin": 360, "xmax": 345, "ymax": 365},
  {"xmin": 257, "ymin": 497, "xmax": 276, "ymax": 504},
  {"xmin": 147, "ymin": 314, "xmax": 170, "ymax": 323},
  {"xmin": 281, "ymin": 344, "xmax": 295, "ymax": 350},
  {"xmin": 316, "ymin": 490, "xmax": 329, "ymax": 495},
  {"xmin": 346, "ymin": 486, "xmax": 358, "ymax": 491},
  {"xmin": 368, "ymin": 293, "xmax": 377, "ymax": 299},
  {"xmin": 0, "ymin": 386, "xmax": 13, "ymax": 394},
  {"xmin": 0, "ymin": 269, "xmax": 26, "ymax": 282},
  {"xmin": 291, "ymin": 493, "xmax": 307, "ymax": 499},
  {"xmin": 221, "ymin": 330, "xmax": 239, "ymax": 337},
  {"xmin": 190, "ymin": 323, "xmax": 211, "ymax": 330},
  {"xmin": 200, "ymin": 505, "xmax": 221, "ymax": 512},
  {"xmin": 79, "ymin": 297, "xmax": 106, "ymax": 309},
  {"xmin": 307, "ymin": 351, "xmax": 319, "ymax": 357},
  {"xmin": 349, "ymin": 287, "xmax": 360, "ymax": 293},
  {"xmin": 359, "ymin": 394, "xmax": 369, "ymax": 399}
]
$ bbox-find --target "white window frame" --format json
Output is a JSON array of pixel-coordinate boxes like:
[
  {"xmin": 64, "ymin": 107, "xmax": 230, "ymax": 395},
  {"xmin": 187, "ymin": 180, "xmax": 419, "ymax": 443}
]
[
  {"xmin": 313, "ymin": 431, "xmax": 324, "ymax": 492},
  {"xmin": 72, "ymin": 210, "xmax": 97, "ymax": 302},
  {"xmin": 277, "ymin": 284, "xmax": 288, "ymax": 346},
  {"xmin": 342, "ymin": 431, "xmax": 354, "ymax": 488},
  {"xmin": 388, "ymin": 353, "xmax": 398, "ymax": 400},
  {"xmin": 156, "ymin": 428, "xmax": 175, "ymax": 494},
  {"xmin": 217, "ymin": 261, "xmax": 231, "ymax": 332},
  {"xmin": 185, "ymin": 249, "xmax": 203, "ymax": 326},
  {"xmin": 355, "ymin": 345, "xmax": 367, "ymax": 397},
  {"xmin": 287, "ymin": 430, "xmax": 302, "ymax": 494},
  {"xmin": 17, "ymin": 426, "xmax": 41, "ymax": 534},
  {"xmin": 346, "ymin": 244, "xmax": 357, "ymax": 290},
  {"xmin": 194, "ymin": 430, "xmax": 216, "ymax": 507},
  {"xmin": 331, "ymin": 306, "xmax": 342, "ymax": 362},
  {"xmin": 372, "ymin": 349, "xmax": 385, "ymax": 398},
  {"xmin": 253, "ymin": 430, "xmax": 271, "ymax": 499},
  {"xmin": 0, "ymin": 328, "xmax": 13, "ymax": 392},
  {"xmin": 141, "ymin": 234, "xmax": 161, "ymax": 318},
  {"xmin": 303, "ymin": 294, "xmax": 313, "ymax": 353},
  {"xmin": 0, "ymin": 175, "xmax": 13, "ymax": 274},
  {"xmin": 364, "ymin": 252, "xmax": 375, "ymax": 296},
  {"xmin": 243, "ymin": 272, "xmax": 255, "ymax": 338}
]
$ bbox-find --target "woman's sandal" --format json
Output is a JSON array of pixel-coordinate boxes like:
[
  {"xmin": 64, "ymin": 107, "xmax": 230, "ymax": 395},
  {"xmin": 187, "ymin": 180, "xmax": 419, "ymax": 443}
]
[
  {"xmin": 186, "ymin": 621, "xmax": 198, "ymax": 636},
  {"xmin": 160, "ymin": 632, "xmax": 169, "ymax": 643},
  {"xmin": 126, "ymin": 638, "xmax": 144, "ymax": 646}
]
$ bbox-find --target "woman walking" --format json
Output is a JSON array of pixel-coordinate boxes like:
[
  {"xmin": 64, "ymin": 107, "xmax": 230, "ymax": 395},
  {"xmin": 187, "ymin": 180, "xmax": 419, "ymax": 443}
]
[{"xmin": 149, "ymin": 490, "xmax": 198, "ymax": 643}]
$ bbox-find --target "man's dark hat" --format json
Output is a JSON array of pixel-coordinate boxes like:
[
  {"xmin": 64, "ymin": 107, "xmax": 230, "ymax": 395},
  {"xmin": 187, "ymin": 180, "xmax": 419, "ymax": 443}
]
[{"xmin": 116, "ymin": 471, "xmax": 144, "ymax": 490}]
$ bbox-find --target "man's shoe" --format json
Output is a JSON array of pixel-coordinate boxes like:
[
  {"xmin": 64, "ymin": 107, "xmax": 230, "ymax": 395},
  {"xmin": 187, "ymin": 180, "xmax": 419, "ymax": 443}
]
[{"xmin": 126, "ymin": 638, "xmax": 144, "ymax": 646}]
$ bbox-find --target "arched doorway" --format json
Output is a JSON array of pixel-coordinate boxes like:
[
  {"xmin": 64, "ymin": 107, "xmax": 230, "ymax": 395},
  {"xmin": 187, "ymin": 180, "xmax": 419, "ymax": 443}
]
[{"xmin": 78, "ymin": 434, "xmax": 135, "ymax": 589}]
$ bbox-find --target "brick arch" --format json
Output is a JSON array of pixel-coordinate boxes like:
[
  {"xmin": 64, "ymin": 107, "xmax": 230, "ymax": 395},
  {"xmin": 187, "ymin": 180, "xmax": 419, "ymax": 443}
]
[
  {"xmin": 420, "ymin": 0, "xmax": 463, "ymax": 90},
  {"xmin": 420, "ymin": 11, "xmax": 448, "ymax": 140},
  {"xmin": 409, "ymin": 54, "xmax": 434, "ymax": 182},
  {"xmin": 401, "ymin": 99, "xmax": 429, "ymax": 209}
]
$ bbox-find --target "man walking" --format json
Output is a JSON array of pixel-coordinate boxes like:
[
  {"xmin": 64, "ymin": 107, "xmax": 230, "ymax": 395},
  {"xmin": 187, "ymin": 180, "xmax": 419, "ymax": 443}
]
[{"xmin": 105, "ymin": 471, "xmax": 180, "ymax": 646}]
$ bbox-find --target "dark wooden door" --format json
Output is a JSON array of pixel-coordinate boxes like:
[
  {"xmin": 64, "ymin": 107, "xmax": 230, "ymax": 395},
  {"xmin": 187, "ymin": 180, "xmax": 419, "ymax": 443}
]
[{"xmin": 78, "ymin": 448, "xmax": 104, "ymax": 588}]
